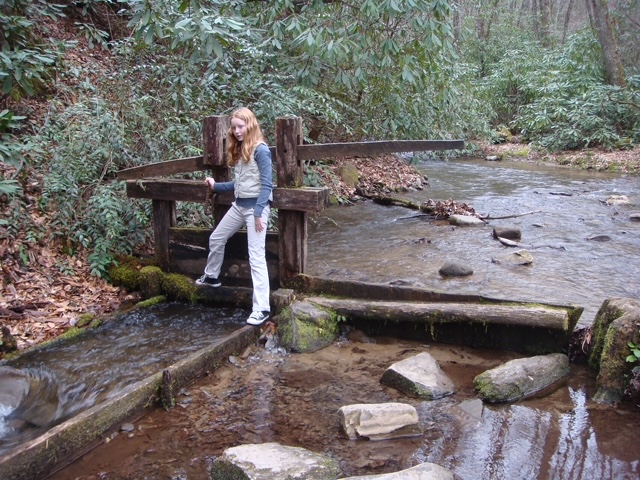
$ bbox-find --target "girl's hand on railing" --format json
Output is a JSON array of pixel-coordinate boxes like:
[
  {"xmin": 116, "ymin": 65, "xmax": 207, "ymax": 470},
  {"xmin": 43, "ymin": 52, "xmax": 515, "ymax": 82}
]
[{"xmin": 205, "ymin": 177, "xmax": 215, "ymax": 190}]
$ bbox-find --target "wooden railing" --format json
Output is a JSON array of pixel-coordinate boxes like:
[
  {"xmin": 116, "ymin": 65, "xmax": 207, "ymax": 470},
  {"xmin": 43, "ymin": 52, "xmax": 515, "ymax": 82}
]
[{"xmin": 117, "ymin": 115, "xmax": 463, "ymax": 288}]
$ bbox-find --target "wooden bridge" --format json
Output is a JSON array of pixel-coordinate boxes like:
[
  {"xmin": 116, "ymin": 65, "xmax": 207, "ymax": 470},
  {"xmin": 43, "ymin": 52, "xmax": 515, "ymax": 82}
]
[{"xmin": 117, "ymin": 115, "xmax": 464, "ymax": 288}]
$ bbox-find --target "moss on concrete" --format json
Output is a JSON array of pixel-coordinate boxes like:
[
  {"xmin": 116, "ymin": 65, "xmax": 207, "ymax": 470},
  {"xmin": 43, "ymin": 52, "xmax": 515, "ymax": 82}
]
[
  {"xmin": 135, "ymin": 296, "xmax": 167, "ymax": 309},
  {"xmin": 75, "ymin": 313, "xmax": 95, "ymax": 328}
]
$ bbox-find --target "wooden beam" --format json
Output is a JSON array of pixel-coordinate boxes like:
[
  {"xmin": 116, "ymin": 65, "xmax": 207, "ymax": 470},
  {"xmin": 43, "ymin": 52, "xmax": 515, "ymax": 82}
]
[
  {"xmin": 203, "ymin": 115, "xmax": 229, "ymax": 166},
  {"xmin": 276, "ymin": 116, "xmax": 306, "ymax": 284},
  {"xmin": 125, "ymin": 180, "xmax": 328, "ymax": 213},
  {"xmin": 297, "ymin": 140, "xmax": 465, "ymax": 160},
  {"xmin": 117, "ymin": 156, "xmax": 206, "ymax": 180},
  {"xmin": 152, "ymin": 200, "xmax": 176, "ymax": 270},
  {"xmin": 116, "ymin": 141, "xmax": 462, "ymax": 180},
  {"xmin": 276, "ymin": 117, "xmax": 303, "ymax": 187}
]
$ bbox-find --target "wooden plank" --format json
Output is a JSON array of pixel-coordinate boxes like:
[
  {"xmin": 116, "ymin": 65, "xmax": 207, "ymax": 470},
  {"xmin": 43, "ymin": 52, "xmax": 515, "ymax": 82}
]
[
  {"xmin": 126, "ymin": 180, "xmax": 328, "ymax": 213},
  {"xmin": 297, "ymin": 140, "xmax": 465, "ymax": 160},
  {"xmin": 168, "ymin": 228, "xmax": 279, "ymax": 287},
  {"xmin": 117, "ymin": 156, "xmax": 206, "ymax": 180}
]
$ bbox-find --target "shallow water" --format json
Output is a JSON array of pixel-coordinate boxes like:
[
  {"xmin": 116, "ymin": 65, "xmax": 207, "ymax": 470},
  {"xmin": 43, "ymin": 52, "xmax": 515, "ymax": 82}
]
[
  {"xmin": 307, "ymin": 158, "xmax": 640, "ymax": 326},
  {"xmin": 49, "ymin": 337, "xmax": 640, "ymax": 480}
]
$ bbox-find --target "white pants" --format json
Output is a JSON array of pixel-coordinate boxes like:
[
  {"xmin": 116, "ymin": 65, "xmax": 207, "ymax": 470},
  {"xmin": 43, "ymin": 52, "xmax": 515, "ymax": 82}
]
[{"xmin": 204, "ymin": 203, "xmax": 271, "ymax": 312}]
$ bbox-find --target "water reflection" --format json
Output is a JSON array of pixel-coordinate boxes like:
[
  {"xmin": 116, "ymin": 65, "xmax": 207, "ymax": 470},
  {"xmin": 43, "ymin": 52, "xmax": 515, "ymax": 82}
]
[
  {"xmin": 419, "ymin": 380, "xmax": 640, "ymax": 479},
  {"xmin": 308, "ymin": 158, "xmax": 640, "ymax": 325}
]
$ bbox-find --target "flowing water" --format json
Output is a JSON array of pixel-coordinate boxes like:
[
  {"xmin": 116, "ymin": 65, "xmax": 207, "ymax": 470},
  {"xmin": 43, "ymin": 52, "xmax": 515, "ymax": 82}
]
[
  {"xmin": 2, "ymin": 158, "xmax": 640, "ymax": 479},
  {"xmin": 0, "ymin": 304, "xmax": 248, "ymax": 455},
  {"xmin": 307, "ymin": 158, "xmax": 640, "ymax": 326}
]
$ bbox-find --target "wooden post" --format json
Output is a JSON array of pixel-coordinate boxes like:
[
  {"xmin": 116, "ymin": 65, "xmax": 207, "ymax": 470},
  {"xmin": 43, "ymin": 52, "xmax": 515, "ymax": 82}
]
[
  {"xmin": 203, "ymin": 115, "xmax": 231, "ymax": 223},
  {"xmin": 276, "ymin": 116, "xmax": 307, "ymax": 285},
  {"xmin": 152, "ymin": 199, "xmax": 176, "ymax": 270}
]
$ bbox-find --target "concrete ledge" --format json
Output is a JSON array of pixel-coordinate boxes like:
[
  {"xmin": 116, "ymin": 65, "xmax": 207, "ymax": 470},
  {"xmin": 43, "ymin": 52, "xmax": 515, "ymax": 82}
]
[
  {"xmin": 295, "ymin": 276, "xmax": 583, "ymax": 354},
  {"xmin": 0, "ymin": 326, "xmax": 259, "ymax": 480}
]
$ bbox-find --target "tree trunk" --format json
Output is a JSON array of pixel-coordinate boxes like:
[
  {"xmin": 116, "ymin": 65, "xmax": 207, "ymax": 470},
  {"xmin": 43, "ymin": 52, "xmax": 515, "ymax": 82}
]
[
  {"xmin": 562, "ymin": 0, "xmax": 575, "ymax": 44},
  {"xmin": 589, "ymin": 0, "xmax": 626, "ymax": 87},
  {"xmin": 539, "ymin": 0, "xmax": 551, "ymax": 46},
  {"xmin": 532, "ymin": 0, "xmax": 541, "ymax": 40}
]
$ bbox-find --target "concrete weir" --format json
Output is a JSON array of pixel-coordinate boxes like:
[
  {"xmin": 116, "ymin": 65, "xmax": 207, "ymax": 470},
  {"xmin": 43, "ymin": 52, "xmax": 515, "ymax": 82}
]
[
  {"xmin": 0, "ymin": 325, "xmax": 259, "ymax": 480},
  {"xmin": 295, "ymin": 276, "xmax": 583, "ymax": 354}
]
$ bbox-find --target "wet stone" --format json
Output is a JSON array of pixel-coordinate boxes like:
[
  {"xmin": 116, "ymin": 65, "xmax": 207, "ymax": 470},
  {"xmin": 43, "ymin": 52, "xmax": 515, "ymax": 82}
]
[
  {"xmin": 491, "ymin": 249, "xmax": 533, "ymax": 265},
  {"xmin": 338, "ymin": 403, "xmax": 420, "ymax": 441},
  {"xmin": 473, "ymin": 353, "xmax": 570, "ymax": 403},
  {"xmin": 493, "ymin": 227, "xmax": 522, "ymax": 241},
  {"xmin": 380, "ymin": 352, "xmax": 456, "ymax": 400},
  {"xmin": 211, "ymin": 442, "xmax": 342, "ymax": 480},
  {"xmin": 448, "ymin": 214, "xmax": 485, "ymax": 226},
  {"xmin": 120, "ymin": 423, "xmax": 135, "ymax": 432},
  {"xmin": 438, "ymin": 262, "xmax": 473, "ymax": 278},
  {"xmin": 605, "ymin": 195, "xmax": 630, "ymax": 205},
  {"xmin": 339, "ymin": 462, "xmax": 455, "ymax": 480}
]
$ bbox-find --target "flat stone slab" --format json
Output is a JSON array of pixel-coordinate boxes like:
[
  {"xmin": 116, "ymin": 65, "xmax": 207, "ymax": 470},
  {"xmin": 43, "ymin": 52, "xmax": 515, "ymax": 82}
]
[
  {"xmin": 338, "ymin": 403, "xmax": 420, "ymax": 441},
  {"xmin": 474, "ymin": 353, "xmax": 570, "ymax": 402},
  {"xmin": 339, "ymin": 462, "xmax": 455, "ymax": 479},
  {"xmin": 380, "ymin": 352, "xmax": 456, "ymax": 400},
  {"xmin": 211, "ymin": 442, "xmax": 342, "ymax": 480}
]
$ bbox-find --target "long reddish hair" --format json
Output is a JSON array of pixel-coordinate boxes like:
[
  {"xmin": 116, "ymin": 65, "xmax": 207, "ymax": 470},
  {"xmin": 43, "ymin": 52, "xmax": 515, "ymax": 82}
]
[{"xmin": 226, "ymin": 107, "xmax": 265, "ymax": 166}]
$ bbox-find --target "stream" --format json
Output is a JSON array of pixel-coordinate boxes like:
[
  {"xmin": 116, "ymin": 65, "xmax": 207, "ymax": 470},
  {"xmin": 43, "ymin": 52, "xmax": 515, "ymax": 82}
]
[
  {"xmin": 1, "ymin": 157, "xmax": 640, "ymax": 479},
  {"xmin": 307, "ymin": 158, "xmax": 640, "ymax": 327}
]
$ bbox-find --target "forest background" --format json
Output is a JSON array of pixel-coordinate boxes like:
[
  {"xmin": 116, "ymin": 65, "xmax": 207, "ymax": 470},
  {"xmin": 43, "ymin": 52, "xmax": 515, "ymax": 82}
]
[{"xmin": 0, "ymin": 0, "xmax": 639, "ymax": 354}]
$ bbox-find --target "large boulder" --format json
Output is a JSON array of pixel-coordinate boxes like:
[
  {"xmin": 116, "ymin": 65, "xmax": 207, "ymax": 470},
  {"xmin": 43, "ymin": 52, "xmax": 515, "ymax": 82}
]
[
  {"xmin": 210, "ymin": 442, "xmax": 342, "ymax": 480},
  {"xmin": 473, "ymin": 353, "xmax": 570, "ymax": 402},
  {"xmin": 588, "ymin": 297, "xmax": 640, "ymax": 404},
  {"xmin": 277, "ymin": 300, "xmax": 340, "ymax": 353},
  {"xmin": 380, "ymin": 352, "xmax": 455, "ymax": 400}
]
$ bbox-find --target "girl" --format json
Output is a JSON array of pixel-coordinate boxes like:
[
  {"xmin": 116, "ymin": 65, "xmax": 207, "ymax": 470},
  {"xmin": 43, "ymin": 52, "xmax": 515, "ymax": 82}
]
[{"xmin": 196, "ymin": 107, "xmax": 273, "ymax": 326}]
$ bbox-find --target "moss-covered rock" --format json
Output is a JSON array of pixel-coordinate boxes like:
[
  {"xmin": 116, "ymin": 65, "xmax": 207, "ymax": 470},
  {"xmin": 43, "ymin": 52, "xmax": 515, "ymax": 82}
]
[
  {"xmin": 277, "ymin": 300, "xmax": 340, "ymax": 353},
  {"xmin": 107, "ymin": 256, "xmax": 148, "ymax": 291},
  {"xmin": 162, "ymin": 273, "xmax": 199, "ymax": 303},
  {"xmin": 589, "ymin": 297, "xmax": 640, "ymax": 404},
  {"xmin": 139, "ymin": 266, "xmax": 164, "ymax": 299},
  {"xmin": 337, "ymin": 162, "xmax": 359, "ymax": 188},
  {"xmin": 473, "ymin": 353, "xmax": 570, "ymax": 403}
]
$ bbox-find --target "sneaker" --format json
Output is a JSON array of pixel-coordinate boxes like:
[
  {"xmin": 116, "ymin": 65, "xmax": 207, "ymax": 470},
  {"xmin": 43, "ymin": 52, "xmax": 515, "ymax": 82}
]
[
  {"xmin": 195, "ymin": 274, "xmax": 221, "ymax": 287},
  {"xmin": 247, "ymin": 311, "xmax": 270, "ymax": 326}
]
